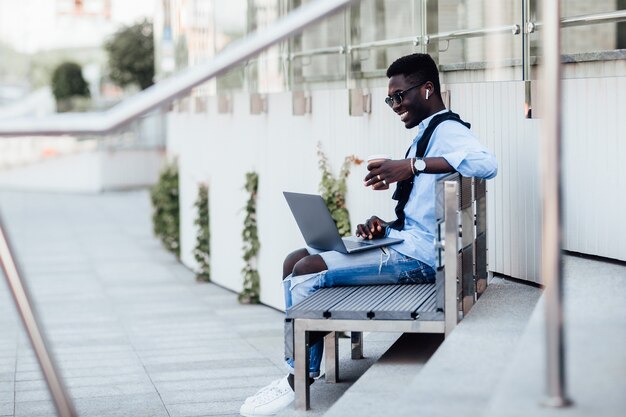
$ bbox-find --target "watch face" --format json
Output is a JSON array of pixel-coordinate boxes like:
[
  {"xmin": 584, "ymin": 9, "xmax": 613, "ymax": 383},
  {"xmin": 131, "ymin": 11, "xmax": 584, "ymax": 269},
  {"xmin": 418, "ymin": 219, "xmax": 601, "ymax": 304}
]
[{"xmin": 414, "ymin": 158, "xmax": 426, "ymax": 171}]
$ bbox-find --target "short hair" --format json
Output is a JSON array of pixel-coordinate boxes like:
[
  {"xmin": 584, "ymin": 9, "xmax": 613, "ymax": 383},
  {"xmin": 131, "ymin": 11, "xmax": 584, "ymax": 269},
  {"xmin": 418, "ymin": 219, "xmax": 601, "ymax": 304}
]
[{"xmin": 386, "ymin": 53, "xmax": 441, "ymax": 96}]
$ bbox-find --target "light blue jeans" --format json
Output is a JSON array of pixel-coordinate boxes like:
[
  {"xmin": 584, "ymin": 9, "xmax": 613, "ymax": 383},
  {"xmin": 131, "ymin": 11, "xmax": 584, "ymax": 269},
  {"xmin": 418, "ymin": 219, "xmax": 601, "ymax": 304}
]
[{"xmin": 283, "ymin": 247, "xmax": 435, "ymax": 377}]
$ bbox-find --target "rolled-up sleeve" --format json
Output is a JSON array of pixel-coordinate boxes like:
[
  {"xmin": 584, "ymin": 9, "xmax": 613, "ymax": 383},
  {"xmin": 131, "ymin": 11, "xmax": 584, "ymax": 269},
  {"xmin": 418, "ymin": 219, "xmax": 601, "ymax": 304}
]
[{"xmin": 430, "ymin": 122, "xmax": 498, "ymax": 179}]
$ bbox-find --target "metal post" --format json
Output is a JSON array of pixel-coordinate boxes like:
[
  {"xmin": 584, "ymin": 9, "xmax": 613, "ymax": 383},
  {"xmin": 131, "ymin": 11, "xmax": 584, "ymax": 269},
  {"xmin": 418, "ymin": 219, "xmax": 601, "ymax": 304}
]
[
  {"xmin": 522, "ymin": 0, "xmax": 533, "ymax": 118},
  {"xmin": 443, "ymin": 180, "xmax": 459, "ymax": 336},
  {"xmin": 294, "ymin": 320, "xmax": 310, "ymax": 410},
  {"xmin": 540, "ymin": 0, "xmax": 571, "ymax": 408},
  {"xmin": 0, "ymin": 216, "xmax": 77, "ymax": 417},
  {"xmin": 350, "ymin": 331, "xmax": 363, "ymax": 359},
  {"xmin": 324, "ymin": 332, "xmax": 339, "ymax": 383}
]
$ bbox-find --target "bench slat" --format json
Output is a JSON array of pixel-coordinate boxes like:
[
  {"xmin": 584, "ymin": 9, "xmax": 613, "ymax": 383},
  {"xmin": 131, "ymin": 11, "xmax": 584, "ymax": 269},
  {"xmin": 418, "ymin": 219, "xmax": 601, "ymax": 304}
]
[
  {"xmin": 286, "ymin": 286, "xmax": 360, "ymax": 319},
  {"xmin": 328, "ymin": 285, "xmax": 400, "ymax": 319},
  {"xmin": 371, "ymin": 284, "xmax": 437, "ymax": 320},
  {"xmin": 287, "ymin": 283, "xmax": 441, "ymax": 321}
]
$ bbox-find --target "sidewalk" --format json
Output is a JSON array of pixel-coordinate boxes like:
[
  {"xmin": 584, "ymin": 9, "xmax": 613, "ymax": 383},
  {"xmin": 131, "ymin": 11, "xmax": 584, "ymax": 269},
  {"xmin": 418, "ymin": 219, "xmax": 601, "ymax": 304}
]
[{"xmin": 0, "ymin": 190, "xmax": 393, "ymax": 417}]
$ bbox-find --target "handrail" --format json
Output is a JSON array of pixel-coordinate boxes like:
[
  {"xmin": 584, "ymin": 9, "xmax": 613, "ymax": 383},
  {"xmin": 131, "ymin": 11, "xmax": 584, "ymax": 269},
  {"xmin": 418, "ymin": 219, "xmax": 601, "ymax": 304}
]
[
  {"xmin": 247, "ymin": 9, "xmax": 626, "ymax": 66},
  {"xmin": 348, "ymin": 36, "xmax": 419, "ymax": 52},
  {"xmin": 0, "ymin": 216, "xmax": 77, "ymax": 417},
  {"xmin": 424, "ymin": 24, "xmax": 521, "ymax": 44},
  {"xmin": 530, "ymin": 9, "xmax": 626, "ymax": 32},
  {"xmin": 561, "ymin": 9, "xmax": 626, "ymax": 27},
  {"xmin": 295, "ymin": 24, "xmax": 522, "ymax": 58},
  {"xmin": 0, "ymin": 0, "xmax": 355, "ymax": 137},
  {"xmin": 290, "ymin": 46, "xmax": 345, "ymax": 60}
]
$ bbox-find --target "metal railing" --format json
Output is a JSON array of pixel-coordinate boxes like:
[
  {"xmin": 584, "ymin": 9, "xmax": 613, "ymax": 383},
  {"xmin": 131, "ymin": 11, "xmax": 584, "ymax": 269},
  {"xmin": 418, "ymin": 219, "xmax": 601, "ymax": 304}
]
[
  {"xmin": 0, "ymin": 217, "xmax": 77, "ymax": 417},
  {"xmin": 423, "ymin": 24, "xmax": 521, "ymax": 44},
  {"xmin": 302, "ymin": 9, "xmax": 626, "ymax": 60},
  {"xmin": 561, "ymin": 9, "xmax": 626, "ymax": 27},
  {"xmin": 290, "ymin": 46, "xmax": 346, "ymax": 60},
  {"xmin": 347, "ymin": 36, "xmax": 420, "ymax": 52},
  {"xmin": 540, "ymin": 0, "xmax": 572, "ymax": 408},
  {"xmin": 284, "ymin": 23, "xmax": 524, "ymax": 59},
  {"xmin": 530, "ymin": 9, "xmax": 626, "ymax": 31},
  {"xmin": 0, "ymin": 1, "xmax": 356, "ymax": 416},
  {"xmin": 0, "ymin": 0, "xmax": 355, "ymax": 137}
]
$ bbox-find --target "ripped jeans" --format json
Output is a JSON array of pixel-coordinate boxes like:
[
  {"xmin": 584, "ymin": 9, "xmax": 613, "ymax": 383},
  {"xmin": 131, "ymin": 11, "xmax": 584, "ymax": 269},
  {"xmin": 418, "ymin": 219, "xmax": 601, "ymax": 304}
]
[{"xmin": 283, "ymin": 247, "xmax": 435, "ymax": 377}]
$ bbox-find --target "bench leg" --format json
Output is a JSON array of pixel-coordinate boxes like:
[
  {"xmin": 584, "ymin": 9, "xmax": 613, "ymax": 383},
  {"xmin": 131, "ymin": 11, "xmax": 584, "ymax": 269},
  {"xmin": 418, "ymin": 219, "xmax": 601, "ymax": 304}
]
[
  {"xmin": 294, "ymin": 320, "xmax": 310, "ymax": 410},
  {"xmin": 324, "ymin": 332, "xmax": 339, "ymax": 383},
  {"xmin": 351, "ymin": 332, "xmax": 363, "ymax": 359}
]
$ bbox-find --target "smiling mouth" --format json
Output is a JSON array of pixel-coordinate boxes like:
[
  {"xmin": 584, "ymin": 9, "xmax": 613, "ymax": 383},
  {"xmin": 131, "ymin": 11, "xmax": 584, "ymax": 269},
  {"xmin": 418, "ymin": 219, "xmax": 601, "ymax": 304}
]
[{"xmin": 400, "ymin": 111, "xmax": 409, "ymax": 122}]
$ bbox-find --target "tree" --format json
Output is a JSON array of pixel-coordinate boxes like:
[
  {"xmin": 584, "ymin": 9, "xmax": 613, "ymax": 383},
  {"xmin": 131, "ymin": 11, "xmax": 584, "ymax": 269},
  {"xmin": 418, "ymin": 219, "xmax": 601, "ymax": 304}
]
[
  {"xmin": 105, "ymin": 20, "xmax": 155, "ymax": 90},
  {"xmin": 50, "ymin": 62, "xmax": 90, "ymax": 102}
]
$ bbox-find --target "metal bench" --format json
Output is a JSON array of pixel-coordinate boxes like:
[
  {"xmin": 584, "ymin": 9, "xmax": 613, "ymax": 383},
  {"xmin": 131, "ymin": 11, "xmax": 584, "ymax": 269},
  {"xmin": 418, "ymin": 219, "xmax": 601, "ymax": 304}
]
[{"xmin": 285, "ymin": 173, "xmax": 489, "ymax": 410}]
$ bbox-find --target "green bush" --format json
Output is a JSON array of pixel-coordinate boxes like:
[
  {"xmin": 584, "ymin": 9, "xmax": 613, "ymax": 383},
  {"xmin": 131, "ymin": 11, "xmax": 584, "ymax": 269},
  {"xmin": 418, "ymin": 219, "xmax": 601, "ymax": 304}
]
[
  {"xmin": 105, "ymin": 20, "xmax": 155, "ymax": 90},
  {"xmin": 51, "ymin": 61, "xmax": 90, "ymax": 111},
  {"xmin": 150, "ymin": 161, "xmax": 180, "ymax": 256},
  {"xmin": 317, "ymin": 143, "xmax": 362, "ymax": 237},
  {"xmin": 239, "ymin": 172, "xmax": 260, "ymax": 304},
  {"xmin": 193, "ymin": 183, "xmax": 211, "ymax": 281}
]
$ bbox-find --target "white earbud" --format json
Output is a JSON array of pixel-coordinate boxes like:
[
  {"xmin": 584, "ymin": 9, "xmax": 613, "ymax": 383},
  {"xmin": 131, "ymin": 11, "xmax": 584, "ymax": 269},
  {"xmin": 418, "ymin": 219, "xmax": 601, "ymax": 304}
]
[{"xmin": 425, "ymin": 90, "xmax": 430, "ymax": 100}]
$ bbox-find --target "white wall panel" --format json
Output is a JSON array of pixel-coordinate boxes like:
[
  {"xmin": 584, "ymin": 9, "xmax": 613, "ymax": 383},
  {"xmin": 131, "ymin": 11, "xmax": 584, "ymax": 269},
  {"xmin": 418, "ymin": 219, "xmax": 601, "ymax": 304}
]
[
  {"xmin": 169, "ymin": 74, "xmax": 626, "ymax": 310},
  {"xmin": 561, "ymin": 76, "xmax": 626, "ymax": 262},
  {"xmin": 448, "ymin": 81, "xmax": 542, "ymax": 283}
]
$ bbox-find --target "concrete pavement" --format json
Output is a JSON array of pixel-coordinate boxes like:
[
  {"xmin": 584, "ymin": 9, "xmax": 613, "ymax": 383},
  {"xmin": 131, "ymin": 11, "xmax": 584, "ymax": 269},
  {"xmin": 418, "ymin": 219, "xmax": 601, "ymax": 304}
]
[
  {"xmin": 0, "ymin": 190, "xmax": 394, "ymax": 417},
  {"xmin": 2, "ymin": 189, "xmax": 622, "ymax": 417}
]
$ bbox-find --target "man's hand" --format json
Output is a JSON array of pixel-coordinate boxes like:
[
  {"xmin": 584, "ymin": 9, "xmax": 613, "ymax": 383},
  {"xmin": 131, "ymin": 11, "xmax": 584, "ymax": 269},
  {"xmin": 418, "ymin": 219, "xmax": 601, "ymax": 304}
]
[
  {"xmin": 356, "ymin": 216, "xmax": 389, "ymax": 240},
  {"xmin": 364, "ymin": 158, "xmax": 413, "ymax": 190}
]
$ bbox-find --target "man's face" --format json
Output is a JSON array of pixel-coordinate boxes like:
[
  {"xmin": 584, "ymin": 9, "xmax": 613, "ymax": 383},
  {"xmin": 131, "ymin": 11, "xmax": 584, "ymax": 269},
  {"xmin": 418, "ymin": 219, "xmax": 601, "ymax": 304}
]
[{"xmin": 387, "ymin": 74, "xmax": 427, "ymax": 129}]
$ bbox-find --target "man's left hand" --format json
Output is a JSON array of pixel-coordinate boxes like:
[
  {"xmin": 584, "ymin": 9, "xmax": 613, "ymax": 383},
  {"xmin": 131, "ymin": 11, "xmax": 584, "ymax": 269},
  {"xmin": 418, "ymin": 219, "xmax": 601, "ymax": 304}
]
[{"xmin": 364, "ymin": 158, "xmax": 413, "ymax": 189}]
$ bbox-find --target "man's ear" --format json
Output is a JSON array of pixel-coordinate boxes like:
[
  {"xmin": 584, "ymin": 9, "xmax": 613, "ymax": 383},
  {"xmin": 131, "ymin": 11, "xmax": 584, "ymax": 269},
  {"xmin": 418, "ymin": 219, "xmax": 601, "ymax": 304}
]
[{"xmin": 424, "ymin": 81, "xmax": 435, "ymax": 95}]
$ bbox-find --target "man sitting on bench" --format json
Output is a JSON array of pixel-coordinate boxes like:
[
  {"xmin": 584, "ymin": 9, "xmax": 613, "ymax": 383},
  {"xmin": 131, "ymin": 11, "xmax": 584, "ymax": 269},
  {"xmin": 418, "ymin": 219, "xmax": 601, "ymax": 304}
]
[{"xmin": 240, "ymin": 53, "xmax": 498, "ymax": 417}]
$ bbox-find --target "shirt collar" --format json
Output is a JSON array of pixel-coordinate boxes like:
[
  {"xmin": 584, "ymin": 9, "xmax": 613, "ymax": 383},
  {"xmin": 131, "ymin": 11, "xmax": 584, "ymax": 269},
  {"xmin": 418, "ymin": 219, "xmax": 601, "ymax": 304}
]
[
  {"xmin": 419, "ymin": 108, "xmax": 449, "ymax": 131},
  {"xmin": 412, "ymin": 109, "xmax": 449, "ymax": 145}
]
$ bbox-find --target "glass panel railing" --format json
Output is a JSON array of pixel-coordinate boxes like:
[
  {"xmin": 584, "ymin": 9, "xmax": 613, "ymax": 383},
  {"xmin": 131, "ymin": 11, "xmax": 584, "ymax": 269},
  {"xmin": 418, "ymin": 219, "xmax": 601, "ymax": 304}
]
[
  {"xmin": 437, "ymin": 0, "xmax": 523, "ymax": 82},
  {"xmin": 348, "ymin": 0, "xmax": 422, "ymax": 82},
  {"xmin": 289, "ymin": 0, "xmax": 347, "ymax": 90},
  {"xmin": 214, "ymin": 1, "xmax": 248, "ymax": 94},
  {"xmin": 245, "ymin": 1, "xmax": 289, "ymax": 94},
  {"xmin": 527, "ymin": 4, "xmax": 626, "ymax": 81}
]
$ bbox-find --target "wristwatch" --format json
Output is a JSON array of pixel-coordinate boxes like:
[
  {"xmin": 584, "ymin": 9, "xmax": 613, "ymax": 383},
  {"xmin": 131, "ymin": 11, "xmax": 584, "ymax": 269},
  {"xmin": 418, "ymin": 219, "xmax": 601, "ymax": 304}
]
[{"xmin": 413, "ymin": 157, "xmax": 426, "ymax": 173}]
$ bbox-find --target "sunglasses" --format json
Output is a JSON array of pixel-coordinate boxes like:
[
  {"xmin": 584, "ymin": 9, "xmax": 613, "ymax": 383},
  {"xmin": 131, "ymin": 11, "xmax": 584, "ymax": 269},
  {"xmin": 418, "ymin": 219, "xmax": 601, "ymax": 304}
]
[{"xmin": 384, "ymin": 81, "xmax": 426, "ymax": 108}]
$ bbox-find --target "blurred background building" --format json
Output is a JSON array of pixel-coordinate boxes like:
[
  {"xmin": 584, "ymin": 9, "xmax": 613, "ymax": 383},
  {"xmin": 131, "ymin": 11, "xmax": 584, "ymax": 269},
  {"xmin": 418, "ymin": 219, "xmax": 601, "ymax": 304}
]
[{"xmin": 0, "ymin": 0, "xmax": 163, "ymax": 191}]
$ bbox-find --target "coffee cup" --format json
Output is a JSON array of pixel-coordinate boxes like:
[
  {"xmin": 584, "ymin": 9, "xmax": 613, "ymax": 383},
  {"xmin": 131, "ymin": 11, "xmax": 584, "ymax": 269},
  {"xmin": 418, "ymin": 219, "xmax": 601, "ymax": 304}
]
[
  {"xmin": 366, "ymin": 154, "xmax": 390, "ymax": 190},
  {"xmin": 367, "ymin": 154, "xmax": 391, "ymax": 164}
]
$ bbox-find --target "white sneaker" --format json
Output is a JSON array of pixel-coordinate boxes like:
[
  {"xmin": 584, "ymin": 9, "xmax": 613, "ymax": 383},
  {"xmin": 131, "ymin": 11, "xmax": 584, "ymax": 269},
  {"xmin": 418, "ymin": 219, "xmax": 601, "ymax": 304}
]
[
  {"xmin": 244, "ymin": 378, "xmax": 281, "ymax": 404},
  {"xmin": 240, "ymin": 376, "xmax": 294, "ymax": 416}
]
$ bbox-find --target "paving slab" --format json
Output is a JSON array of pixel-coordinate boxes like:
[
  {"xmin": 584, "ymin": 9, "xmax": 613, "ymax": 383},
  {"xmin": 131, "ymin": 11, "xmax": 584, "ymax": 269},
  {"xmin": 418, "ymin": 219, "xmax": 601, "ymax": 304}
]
[{"xmin": 0, "ymin": 190, "xmax": 395, "ymax": 417}]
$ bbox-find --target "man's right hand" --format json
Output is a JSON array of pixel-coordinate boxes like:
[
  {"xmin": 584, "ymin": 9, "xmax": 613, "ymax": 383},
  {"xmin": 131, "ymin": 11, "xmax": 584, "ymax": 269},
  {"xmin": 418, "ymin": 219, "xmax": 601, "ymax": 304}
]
[{"xmin": 356, "ymin": 216, "xmax": 388, "ymax": 240}]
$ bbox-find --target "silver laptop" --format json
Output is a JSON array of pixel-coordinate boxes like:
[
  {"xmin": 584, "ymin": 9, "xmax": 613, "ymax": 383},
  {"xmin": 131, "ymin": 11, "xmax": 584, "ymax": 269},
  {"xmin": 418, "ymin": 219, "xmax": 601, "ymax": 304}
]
[{"xmin": 283, "ymin": 192, "xmax": 403, "ymax": 254}]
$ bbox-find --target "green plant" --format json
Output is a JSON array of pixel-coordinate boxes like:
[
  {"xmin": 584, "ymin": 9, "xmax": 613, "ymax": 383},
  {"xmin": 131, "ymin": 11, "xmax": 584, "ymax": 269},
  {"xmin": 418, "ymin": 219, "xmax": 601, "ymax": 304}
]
[
  {"xmin": 150, "ymin": 161, "xmax": 180, "ymax": 257},
  {"xmin": 317, "ymin": 143, "xmax": 363, "ymax": 237},
  {"xmin": 239, "ymin": 172, "xmax": 260, "ymax": 304},
  {"xmin": 193, "ymin": 183, "xmax": 211, "ymax": 281},
  {"xmin": 51, "ymin": 61, "xmax": 90, "ymax": 111},
  {"xmin": 105, "ymin": 19, "xmax": 155, "ymax": 90}
]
